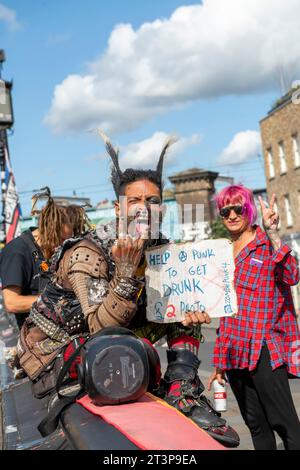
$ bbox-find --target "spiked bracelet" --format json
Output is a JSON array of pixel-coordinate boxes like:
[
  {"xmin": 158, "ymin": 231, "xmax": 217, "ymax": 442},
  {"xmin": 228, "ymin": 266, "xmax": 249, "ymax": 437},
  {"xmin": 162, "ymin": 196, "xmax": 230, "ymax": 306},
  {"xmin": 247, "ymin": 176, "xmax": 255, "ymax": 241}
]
[{"xmin": 112, "ymin": 276, "xmax": 143, "ymax": 300}]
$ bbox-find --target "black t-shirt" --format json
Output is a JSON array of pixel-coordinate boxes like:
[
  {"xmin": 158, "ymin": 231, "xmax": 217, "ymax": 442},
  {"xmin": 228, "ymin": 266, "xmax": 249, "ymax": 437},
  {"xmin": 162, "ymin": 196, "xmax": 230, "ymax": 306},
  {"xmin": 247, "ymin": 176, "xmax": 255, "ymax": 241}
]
[{"xmin": 0, "ymin": 228, "xmax": 44, "ymax": 329}]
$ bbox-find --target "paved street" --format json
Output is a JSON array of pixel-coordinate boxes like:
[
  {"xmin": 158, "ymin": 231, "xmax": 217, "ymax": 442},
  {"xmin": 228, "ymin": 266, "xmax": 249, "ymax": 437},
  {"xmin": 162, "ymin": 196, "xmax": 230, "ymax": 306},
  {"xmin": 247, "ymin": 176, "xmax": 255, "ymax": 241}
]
[{"xmin": 156, "ymin": 327, "xmax": 300, "ymax": 450}]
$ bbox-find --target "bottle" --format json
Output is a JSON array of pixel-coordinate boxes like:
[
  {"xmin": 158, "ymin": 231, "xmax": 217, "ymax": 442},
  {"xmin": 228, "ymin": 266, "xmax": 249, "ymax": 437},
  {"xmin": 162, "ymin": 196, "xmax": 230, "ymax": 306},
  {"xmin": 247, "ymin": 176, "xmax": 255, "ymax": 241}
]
[{"xmin": 213, "ymin": 379, "xmax": 227, "ymax": 412}]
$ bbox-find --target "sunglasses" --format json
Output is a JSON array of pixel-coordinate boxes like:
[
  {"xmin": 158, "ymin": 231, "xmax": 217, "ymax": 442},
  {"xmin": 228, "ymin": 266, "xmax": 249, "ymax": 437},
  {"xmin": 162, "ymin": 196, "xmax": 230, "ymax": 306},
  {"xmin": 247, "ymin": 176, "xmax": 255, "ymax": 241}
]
[{"xmin": 219, "ymin": 205, "xmax": 244, "ymax": 218}]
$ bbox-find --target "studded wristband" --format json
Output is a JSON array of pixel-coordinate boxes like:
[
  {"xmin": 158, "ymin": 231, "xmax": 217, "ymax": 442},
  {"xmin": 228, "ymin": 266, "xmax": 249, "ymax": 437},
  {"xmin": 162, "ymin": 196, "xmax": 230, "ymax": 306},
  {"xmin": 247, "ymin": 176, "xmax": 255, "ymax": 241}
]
[{"xmin": 112, "ymin": 277, "xmax": 143, "ymax": 300}]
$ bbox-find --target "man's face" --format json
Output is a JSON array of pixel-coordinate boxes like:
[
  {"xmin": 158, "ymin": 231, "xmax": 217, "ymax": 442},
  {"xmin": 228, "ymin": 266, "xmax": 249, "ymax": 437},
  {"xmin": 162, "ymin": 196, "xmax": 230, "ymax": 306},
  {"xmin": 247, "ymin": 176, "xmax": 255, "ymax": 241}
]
[{"xmin": 115, "ymin": 179, "xmax": 163, "ymax": 239}]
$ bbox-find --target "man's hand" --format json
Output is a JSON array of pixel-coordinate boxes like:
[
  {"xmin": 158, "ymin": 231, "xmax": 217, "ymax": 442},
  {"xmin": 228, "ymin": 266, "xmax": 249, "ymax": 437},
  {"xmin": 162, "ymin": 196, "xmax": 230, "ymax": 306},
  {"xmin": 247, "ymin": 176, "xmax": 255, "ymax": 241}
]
[
  {"xmin": 181, "ymin": 310, "xmax": 211, "ymax": 327},
  {"xmin": 258, "ymin": 194, "xmax": 279, "ymax": 231},
  {"xmin": 111, "ymin": 235, "xmax": 145, "ymax": 278},
  {"xmin": 111, "ymin": 215, "xmax": 147, "ymax": 277},
  {"xmin": 207, "ymin": 367, "xmax": 226, "ymax": 391}
]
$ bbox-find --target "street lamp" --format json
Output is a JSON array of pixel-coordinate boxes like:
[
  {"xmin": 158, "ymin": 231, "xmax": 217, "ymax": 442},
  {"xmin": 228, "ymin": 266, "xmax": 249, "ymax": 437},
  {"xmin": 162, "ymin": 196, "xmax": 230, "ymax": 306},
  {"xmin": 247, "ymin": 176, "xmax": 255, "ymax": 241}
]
[{"xmin": 0, "ymin": 50, "xmax": 14, "ymax": 130}]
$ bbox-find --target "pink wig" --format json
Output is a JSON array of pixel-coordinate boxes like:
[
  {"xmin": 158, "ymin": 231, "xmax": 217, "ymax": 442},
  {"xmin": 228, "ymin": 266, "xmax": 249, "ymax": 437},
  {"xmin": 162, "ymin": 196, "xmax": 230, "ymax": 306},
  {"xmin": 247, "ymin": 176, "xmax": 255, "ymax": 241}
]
[{"xmin": 215, "ymin": 184, "xmax": 257, "ymax": 225}]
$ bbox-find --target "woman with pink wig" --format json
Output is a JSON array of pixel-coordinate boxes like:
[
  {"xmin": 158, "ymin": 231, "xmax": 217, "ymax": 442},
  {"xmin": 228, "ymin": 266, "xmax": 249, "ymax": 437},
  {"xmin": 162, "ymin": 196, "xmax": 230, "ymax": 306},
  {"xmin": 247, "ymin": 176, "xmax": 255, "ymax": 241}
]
[{"xmin": 207, "ymin": 184, "xmax": 300, "ymax": 450}]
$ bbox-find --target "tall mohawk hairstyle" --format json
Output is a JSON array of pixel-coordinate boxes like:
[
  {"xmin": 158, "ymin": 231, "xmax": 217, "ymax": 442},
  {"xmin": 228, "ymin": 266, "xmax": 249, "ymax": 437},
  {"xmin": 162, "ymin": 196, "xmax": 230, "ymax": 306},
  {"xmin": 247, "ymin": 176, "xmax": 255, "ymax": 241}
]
[{"xmin": 94, "ymin": 130, "xmax": 177, "ymax": 198}]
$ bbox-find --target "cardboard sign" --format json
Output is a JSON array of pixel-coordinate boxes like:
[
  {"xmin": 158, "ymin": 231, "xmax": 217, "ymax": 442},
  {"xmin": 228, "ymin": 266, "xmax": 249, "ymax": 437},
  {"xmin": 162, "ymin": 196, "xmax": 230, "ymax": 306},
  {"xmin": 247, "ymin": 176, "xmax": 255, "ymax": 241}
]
[{"xmin": 145, "ymin": 239, "xmax": 237, "ymax": 323}]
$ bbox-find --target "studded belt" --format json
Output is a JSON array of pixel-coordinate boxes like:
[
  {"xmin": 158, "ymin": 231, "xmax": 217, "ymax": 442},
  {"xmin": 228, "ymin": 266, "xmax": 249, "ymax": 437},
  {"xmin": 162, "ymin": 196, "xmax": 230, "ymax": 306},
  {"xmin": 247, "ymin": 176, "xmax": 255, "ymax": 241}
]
[{"xmin": 30, "ymin": 308, "xmax": 71, "ymax": 343}]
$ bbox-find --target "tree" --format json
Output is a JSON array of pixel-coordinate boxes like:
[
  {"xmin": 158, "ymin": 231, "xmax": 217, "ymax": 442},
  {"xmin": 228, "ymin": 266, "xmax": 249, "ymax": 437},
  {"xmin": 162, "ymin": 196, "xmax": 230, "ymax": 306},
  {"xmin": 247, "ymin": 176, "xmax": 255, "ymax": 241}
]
[{"xmin": 209, "ymin": 218, "xmax": 230, "ymax": 239}]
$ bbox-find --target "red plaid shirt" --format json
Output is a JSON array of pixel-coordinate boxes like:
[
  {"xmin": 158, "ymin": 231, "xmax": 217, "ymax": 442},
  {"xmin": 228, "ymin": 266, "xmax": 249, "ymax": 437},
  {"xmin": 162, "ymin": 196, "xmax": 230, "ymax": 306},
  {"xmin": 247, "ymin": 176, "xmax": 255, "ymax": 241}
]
[{"xmin": 213, "ymin": 226, "xmax": 300, "ymax": 376}]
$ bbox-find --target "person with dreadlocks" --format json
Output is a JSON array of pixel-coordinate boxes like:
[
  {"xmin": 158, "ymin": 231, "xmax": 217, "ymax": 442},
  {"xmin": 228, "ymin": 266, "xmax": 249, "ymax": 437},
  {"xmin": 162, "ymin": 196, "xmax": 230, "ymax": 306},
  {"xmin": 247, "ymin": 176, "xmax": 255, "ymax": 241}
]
[
  {"xmin": 0, "ymin": 189, "xmax": 89, "ymax": 380},
  {"xmin": 0, "ymin": 187, "xmax": 78, "ymax": 330},
  {"xmin": 67, "ymin": 204, "xmax": 92, "ymax": 237},
  {"xmin": 0, "ymin": 189, "xmax": 91, "ymax": 330},
  {"xmin": 18, "ymin": 133, "xmax": 239, "ymax": 447}
]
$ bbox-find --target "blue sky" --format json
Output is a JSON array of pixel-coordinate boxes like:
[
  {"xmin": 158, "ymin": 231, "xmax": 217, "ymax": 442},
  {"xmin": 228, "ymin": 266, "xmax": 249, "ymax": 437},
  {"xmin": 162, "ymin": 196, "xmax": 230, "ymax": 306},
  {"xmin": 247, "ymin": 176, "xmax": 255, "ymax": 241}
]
[{"xmin": 1, "ymin": 0, "xmax": 299, "ymax": 215}]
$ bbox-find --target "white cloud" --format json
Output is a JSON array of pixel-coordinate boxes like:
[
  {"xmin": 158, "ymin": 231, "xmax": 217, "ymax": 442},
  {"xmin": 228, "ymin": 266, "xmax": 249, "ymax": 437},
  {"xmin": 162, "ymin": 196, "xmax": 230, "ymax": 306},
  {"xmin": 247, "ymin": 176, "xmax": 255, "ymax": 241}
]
[
  {"xmin": 119, "ymin": 132, "xmax": 201, "ymax": 170},
  {"xmin": 218, "ymin": 130, "xmax": 262, "ymax": 165},
  {"xmin": 45, "ymin": 0, "xmax": 300, "ymax": 135},
  {"xmin": 0, "ymin": 4, "xmax": 19, "ymax": 31}
]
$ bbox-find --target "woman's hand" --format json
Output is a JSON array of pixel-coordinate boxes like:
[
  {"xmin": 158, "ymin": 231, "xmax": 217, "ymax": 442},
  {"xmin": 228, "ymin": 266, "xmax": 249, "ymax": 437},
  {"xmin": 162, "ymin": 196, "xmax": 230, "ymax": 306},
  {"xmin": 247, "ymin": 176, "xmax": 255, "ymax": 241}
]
[
  {"xmin": 207, "ymin": 367, "xmax": 226, "ymax": 391},
  {"xmin": 181, "ymin": 310, "xmax": 211, "ymax": 327},
  {"xmin": 258, "ymin": 194, "xmax": 279, "ymax": 231},
  {"xmin": 258, "ymin": 193, "xmax": 281, "ymax": 251}
]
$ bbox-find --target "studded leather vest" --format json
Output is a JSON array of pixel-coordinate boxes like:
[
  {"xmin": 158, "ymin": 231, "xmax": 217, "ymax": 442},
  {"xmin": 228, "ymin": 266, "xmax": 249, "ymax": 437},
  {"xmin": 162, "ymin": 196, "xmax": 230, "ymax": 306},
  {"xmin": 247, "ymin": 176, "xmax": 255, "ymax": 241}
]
[
  {"xmin": 30, "ymin": 231, "xmax": 107, "ymax": 338},
  {"xmin": 30, "ymin": 226, "xmax": 169, "ymax": 338}
]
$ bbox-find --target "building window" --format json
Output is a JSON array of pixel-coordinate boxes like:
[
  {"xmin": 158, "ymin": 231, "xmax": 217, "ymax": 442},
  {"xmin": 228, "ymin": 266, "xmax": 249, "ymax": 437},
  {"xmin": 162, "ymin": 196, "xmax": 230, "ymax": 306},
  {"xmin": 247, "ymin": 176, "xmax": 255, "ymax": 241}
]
[
  {"xmin": 284, "ymin": 195, "xmax": 293, "ymax": 227},
  {"xmin": 267, "ymin": 148, "xmax": 275, "ymax": 179},
  {"xmin": 292, "ymin": 134, "xmax": 300, "ymax": 168},
  {"xmin": 279, "ymin": 141, "xmax": 287, "ymax": 174}
]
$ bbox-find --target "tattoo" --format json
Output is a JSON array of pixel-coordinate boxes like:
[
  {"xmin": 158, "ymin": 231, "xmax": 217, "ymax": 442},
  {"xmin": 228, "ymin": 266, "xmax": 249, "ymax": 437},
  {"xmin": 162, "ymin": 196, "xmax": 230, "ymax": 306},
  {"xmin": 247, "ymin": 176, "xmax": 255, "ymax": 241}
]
[
  {"xmin": 266, "ymin": 229, "xmax": 281, "ymax": 252},
  {"xmin": 116, "ymin": 261, "xmax": 136, "ymax": 278}
]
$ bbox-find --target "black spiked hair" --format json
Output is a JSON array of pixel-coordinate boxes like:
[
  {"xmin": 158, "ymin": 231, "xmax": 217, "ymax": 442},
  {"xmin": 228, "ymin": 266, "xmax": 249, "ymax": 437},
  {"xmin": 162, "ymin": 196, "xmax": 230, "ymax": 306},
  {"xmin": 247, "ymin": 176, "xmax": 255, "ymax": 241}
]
[{"xmin": 95, "ymin": 130, "xmax": 177, "ymax": 199}]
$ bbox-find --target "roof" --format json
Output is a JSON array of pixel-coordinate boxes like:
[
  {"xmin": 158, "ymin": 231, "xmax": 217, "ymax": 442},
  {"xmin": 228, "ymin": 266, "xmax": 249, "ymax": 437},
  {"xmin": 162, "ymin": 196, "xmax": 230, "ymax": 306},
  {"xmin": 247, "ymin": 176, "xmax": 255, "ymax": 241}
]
[
  {"xmin": 260, "ymin": 85, "xmax": 300, "ymax": 123},
  {"xmin": 169, "ymin": 168, "xmax": 219, "ymax": 183},
  {"xmin": 253, "ymin": 188, "xmax": 267, "ymax": 195}
]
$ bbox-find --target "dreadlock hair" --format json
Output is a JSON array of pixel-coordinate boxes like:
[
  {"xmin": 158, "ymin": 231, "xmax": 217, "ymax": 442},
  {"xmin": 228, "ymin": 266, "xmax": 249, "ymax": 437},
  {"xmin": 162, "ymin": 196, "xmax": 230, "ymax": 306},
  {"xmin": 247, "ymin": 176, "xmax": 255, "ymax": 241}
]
[
  {"xmin": 66, "ymin": 204, "xmax": 92, "ymax": 236},
  {"xmin": 31, "ymin": 187, "xmax": 72, "ymax": 260},
  {"xmin": 95, "ymin": 130, "xmax": 177, "ymax": 199}
]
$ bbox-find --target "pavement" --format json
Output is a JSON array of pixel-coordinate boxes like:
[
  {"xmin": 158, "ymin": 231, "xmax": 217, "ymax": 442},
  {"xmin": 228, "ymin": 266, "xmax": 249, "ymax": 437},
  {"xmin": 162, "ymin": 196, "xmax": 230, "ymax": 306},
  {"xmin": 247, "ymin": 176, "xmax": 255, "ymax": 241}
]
[
  {"xmin": 0, "ymin": 308, "xmax": 69, "ymax": 450},
  {"xmin": 155, "ymin": 327, "xmax": 300, "ymax": 450},
  {"xmin": 1, "ymin": 309, "xmax": 300, "ymax": 450}
]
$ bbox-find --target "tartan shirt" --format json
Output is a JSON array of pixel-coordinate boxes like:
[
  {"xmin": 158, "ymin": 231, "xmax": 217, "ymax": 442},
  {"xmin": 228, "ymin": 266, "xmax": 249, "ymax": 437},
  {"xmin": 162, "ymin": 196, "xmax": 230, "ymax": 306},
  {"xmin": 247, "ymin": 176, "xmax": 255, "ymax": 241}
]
[{"xmin": 212, "ymin": 226, "xmax": 300, "ymax": 376}]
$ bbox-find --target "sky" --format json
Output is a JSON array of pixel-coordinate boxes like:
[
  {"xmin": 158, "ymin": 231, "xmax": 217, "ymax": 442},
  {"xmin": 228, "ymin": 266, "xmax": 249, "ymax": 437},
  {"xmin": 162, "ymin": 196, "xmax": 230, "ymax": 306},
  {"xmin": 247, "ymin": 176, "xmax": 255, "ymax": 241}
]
[{"xmin": 1, "ymin": 0, "xmax": 300, "ymax": 216}]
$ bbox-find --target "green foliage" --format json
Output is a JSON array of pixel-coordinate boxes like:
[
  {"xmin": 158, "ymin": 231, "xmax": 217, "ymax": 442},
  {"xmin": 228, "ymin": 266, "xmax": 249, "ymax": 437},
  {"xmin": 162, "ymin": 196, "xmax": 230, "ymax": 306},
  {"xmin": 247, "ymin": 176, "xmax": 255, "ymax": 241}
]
[
  {"xmin": 271, "ymin": 85, "xmax": 300, "ymax": 111},
  {"xmin": 209, "ymin": 218, "xmax": 231, "ymax": 240}
]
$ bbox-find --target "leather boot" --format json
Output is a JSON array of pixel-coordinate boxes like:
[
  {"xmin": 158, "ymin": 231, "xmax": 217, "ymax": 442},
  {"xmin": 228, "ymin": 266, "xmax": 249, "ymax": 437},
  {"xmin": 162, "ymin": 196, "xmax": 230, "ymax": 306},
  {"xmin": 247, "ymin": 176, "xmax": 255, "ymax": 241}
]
[{"xmin": 161, "ymin": 349, "xmax": 240, "ymax": 448}]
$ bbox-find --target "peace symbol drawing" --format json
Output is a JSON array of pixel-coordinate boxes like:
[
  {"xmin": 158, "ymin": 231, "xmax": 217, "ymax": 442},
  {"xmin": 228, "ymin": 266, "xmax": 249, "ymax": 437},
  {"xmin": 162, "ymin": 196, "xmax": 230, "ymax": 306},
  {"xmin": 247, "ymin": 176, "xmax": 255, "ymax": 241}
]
[{"xmin": 178, "ymin": 250, "xmax": 187, "ymax": 262}]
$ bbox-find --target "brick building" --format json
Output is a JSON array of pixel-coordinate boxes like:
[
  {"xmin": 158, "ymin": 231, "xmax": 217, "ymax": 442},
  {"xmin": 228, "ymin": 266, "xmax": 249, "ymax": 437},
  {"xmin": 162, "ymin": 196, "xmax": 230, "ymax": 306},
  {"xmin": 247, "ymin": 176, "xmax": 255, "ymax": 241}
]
[
  {"xmin": 260, "ymin": 92, "xmax": 300, "ymax": 311},
  {"xmin": 169, "ymin": 168, "xmax": 219, "ymax": 240}
]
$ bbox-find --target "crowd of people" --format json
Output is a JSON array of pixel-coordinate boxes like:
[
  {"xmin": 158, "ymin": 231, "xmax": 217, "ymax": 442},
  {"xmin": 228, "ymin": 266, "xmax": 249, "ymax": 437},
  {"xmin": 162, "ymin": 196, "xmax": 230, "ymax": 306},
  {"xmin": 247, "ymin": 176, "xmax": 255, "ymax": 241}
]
[{"xmin": 0, "ymin": 134, "xmax": 300, "ymax": 450}]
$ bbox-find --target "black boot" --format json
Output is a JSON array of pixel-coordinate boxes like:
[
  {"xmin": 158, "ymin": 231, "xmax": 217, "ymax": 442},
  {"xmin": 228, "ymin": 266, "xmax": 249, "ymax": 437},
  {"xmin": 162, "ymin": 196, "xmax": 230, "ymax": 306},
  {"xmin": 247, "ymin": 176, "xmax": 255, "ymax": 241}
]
[{"xmin": 161, "ymin": 349, "xmax": 240, "ymax": 448}]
